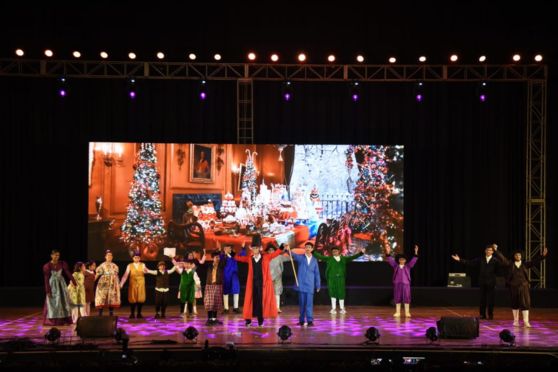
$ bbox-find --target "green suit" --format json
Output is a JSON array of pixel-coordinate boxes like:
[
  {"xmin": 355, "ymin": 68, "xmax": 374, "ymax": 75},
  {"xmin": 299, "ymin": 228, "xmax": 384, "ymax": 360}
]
[
  {"xmin": 179, "ymin": 269, "xmax": 196, "ymax": 304},
  {"xmin": 313, "ymin": 251, "xmax": 363, "ymax": 300}
]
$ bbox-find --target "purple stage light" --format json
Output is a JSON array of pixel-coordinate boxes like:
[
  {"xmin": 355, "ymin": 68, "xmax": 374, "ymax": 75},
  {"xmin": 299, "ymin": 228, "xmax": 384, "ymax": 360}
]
[
  {"xmin": 129, "ymin": 91, "xmax": 136, "ymax": 99},
  {"xmin": 352, "ymin": 93, "xmax": 359, "ymax": 102},
  {"xmin": 415, "ymin": 94, "xmax": 423, "ymax": 102},
  {"xmin": 59, "ymin": 89, "xmax": 66, "ymax": 97},
  {"xmin": 479, "ymin": 94, "xmax": 486, "ymax": 102},
  {"xmin": 200, "ymin": 91, "xmax": 207, "ymax": 100},
  {"xmin": 283, "ymin": 92, "xmax": 291, "ymax": 101}
]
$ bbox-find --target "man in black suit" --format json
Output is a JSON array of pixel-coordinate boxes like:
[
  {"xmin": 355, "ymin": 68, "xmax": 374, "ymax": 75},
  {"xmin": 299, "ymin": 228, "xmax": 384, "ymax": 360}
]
[{"xmin": 451, "ymin": 244, "xmax": 505, "ymax": 319}]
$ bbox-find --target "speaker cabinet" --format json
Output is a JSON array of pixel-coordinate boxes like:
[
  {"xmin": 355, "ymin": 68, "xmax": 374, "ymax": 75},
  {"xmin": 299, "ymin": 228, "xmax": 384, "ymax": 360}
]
[
  {"xmin": 76, "ymin": 316, "xmax": 118, "ymax": 338},
  {"xmin": 436, "ymin": 316, "xmax": 479, "ymax": 339}
]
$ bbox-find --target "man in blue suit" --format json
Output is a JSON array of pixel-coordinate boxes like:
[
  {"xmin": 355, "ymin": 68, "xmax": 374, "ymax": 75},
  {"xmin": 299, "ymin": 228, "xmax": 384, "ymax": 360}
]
[{"xmin": 287, "ymin": 242, "xmax": 321, "ymax": 326}]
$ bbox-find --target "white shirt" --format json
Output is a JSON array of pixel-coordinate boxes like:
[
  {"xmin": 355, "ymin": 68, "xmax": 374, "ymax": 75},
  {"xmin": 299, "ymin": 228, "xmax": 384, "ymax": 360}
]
[
  {"xmin": 486, "ymin": 255, "xmax": 492, "ymax": 264},
  {"xmin": 305, "ymin": 254, "xmax": 313, "ymax": 265},
  {"xmin": 399, "ymin": 264, "xmax": 405, "ymax": 269},
  {"xmin": 253, "ymin": 255, "xmax": 261, "ymax": 263},
  {"xmin": 514, "ymin": 261, "xmax": 522, "ymax": 268},
  {"xmin": 333, "ymin": 256, "xmax": 341, "ymax": 262}
]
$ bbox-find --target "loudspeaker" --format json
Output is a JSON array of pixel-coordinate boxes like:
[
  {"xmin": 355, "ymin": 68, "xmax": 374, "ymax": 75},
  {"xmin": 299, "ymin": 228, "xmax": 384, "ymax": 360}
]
[
  {"xmin": 436, "ymin": 316, "xmax": 479, "ymax": 339},
  {"xmin": 76, "ymin": 316, "xmax": 118, "ymax": 338},
  {"xmin": 447, "ymin": 273, "xmax": 471, "ymax": 288}
]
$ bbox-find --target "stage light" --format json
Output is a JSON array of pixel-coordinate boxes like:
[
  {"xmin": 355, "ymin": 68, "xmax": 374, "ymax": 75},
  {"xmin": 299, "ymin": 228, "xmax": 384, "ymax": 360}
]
[
  {"xmin": 15, "ymin": 48, "xmax": 24, "ymax": 57},
  {"xmin": 365, "ymin": 327, "xmax": 380, "ymax": 344},
  {"xmin": 247, "ymin": 52, "xmax": 256, "ymax": 61},
  {"xmin": 512, "ymin": 54, "xmax": 521, "ymax": 62},
  {"xmin": 499, "ymin": 329, "xmax": 515, "ymax": 346},
  {"xmin": 44, "ymin": 49, "xmax": 54, "ymax": 58},
  {"xmin": 188, "ymin": 53, "xmax": 197, "ymax": 61},
  {"xmin": 479, "ymin": 55, "xmax": 487, "ymax": 62},
  {"xmin": 425, "ymin": 327, "xmax": 439, "ymax": 343},
  {"xmin": 45, "ymin": 327, "xmax": 61, "ymax": 343},
  {"xmin": 128, "ymin": 52, "xmax": 136, "ymax": 60},
  {"xmin": 327, "ymin": 54, "xmax": 336, "ymax": 62},
  {"xmin": 534, "ymin": 54, "xmax": 543, "ymax": 62},
  {"xmin": 414, "ymin": 81, "xmax": 424, "ymax": 103},
  {"xmin": 388, "ymin": 57, "xmax": 397, "ymax": 63},
  {"xmin": 127, "ymin": 78, "xmax": 137, "ymax": 99},
  {"xmin": 114, "ymin": 327, "xmax": 127, "ymax": 342},
  {"xmin": 356, "ymin": 55, "xmax": 364, "ymax": 63},
  {"xmin": 450, "ymin": 54, "xmax": 458, "ymax": 62},
  {"xmin": 297, "ymin": 53, "xmax": 306, "ymax": 62},
  {"xmin": 277, "ymin": 325, "xmax": 292, "ymax": 342},
  {"xmin": 282, "ymin": 81, "xmax": 293, "ymax": 102},
  {"xmin": 418, "ymin": 56, "xmax": 426, "ymax": 62},
  {"xmin": 100, "ymin": 51, "xmax": 109, "ymax": 59},
  {"xmin": 214, "ymin": 53, "xmax": 222, "ymax": 61},
  {"xmin": 270, "ymin": 53, "xmax": 279, "ymax": 62},
  {"xmin": 479, "ymin": 81, "xmax": 487, "ymax": 103},
  {"xmin": 157, "ymin": 52, "xmax": 165, "ymax": 59},
  {"xmin": 72, "ymin": 51, "xmax": 81, "ymax": 58},
  {"xmin": 183, "ymin": 326, "xmax": 199, "ymax": 342},
  {"xmin": 58, "ymin": 76, "xmax": 68, "ymax": 97},
  {"xmin": 350, "ymin": 81, "xmax": 360, "ymax": 102},
  {"xmin": 199, "ymin": 80, "xmax": 207, "ymax": 100}
]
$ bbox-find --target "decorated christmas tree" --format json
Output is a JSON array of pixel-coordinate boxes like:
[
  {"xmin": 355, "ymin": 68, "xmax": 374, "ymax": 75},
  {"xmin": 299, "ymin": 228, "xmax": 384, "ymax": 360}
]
[
  {"xmin": 241, "ymin": 149, "xmax": 258, "ymax": 205},
  {"xmin": 121, "ymin": 143, "xmax": 166, "ymax": 258}
]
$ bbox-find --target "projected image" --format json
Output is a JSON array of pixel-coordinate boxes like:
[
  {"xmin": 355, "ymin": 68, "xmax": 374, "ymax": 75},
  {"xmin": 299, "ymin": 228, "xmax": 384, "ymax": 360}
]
[{"xmin": 88, "ymin": 143, "xmax": 403, "ymax": 261}]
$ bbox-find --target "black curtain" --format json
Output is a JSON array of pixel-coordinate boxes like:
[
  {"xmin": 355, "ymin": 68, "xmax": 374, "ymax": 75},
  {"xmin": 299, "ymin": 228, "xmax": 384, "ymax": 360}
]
[{"xmin": 1, "ymin": 77, "xmax": 555, "ymax": 288}]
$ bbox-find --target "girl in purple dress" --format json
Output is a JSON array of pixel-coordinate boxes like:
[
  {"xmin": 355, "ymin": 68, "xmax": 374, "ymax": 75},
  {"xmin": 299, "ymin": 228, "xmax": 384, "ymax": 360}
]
[{"xmin": 385, "ymin": 245, "xmax": 419, "ymax": 317}]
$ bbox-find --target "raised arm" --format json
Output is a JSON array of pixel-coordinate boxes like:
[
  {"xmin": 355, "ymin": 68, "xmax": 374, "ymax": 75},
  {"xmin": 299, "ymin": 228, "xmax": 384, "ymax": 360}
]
[
  {"xmin": 385, "ymin": 255, "xmax": 398, "ymax": 268},
  {"xmin": 313, "ymin": 250, "xmax": 329, "ymax": 261},
  {"xmin": 144, "ymin": 266, "xmax": 158, "ymax": 275},
  {"xmin": 345, "ymin": 248, "xmax": 366, "ymax": 262},
  {"xmin": 407, "ymin": 256, "xmax": 418, "ymax": 269},
  {"xmin": 493, "ymin": 250, "xmax": 510, "ymax": 266},
  {"xmin": 197, "ymin": 249, "xmax": 207, "ymax": 265},
  {"xmin": 524, "ymin": 246, "xmax": 548, "ymax": 268},
  {"xmin": 167, "ymin": 266, "xmax": 177, "ymax": 274}
]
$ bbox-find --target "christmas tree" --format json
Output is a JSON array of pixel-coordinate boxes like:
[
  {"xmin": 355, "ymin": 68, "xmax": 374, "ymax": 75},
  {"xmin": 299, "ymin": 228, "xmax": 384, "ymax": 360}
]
[
  {"xmin": 345, "ymin": 145, "xmax": 403, "ymax": 246},
  {"xmin": 241, "ymin": 149, "xmax": 258, "ymax": 205},
  {"xmin": 121, "ymin": 143, "xmax": 166, "ymax": 258}
]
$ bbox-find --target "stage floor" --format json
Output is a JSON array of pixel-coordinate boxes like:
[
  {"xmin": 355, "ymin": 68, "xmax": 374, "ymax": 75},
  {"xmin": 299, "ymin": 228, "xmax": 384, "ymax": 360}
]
[{"xmin": 1, "ymin": 306, "xmax": 558, "ymax": 351}]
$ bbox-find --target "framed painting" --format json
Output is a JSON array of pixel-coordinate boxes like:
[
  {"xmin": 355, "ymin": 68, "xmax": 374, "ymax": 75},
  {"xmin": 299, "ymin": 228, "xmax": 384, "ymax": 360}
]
[{"xmin": 189, "ymin": 144, "xmax": 215, "ymax": 183}]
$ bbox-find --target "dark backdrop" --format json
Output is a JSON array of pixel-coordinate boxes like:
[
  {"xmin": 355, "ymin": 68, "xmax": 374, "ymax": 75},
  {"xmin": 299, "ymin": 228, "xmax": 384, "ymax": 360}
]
[{"xmin": 0, "ymin": 77, "xmax": 555, "ymax": 288}]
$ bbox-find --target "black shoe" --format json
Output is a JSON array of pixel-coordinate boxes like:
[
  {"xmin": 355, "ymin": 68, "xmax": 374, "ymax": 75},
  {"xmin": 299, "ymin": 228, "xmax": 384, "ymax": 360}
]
[
  {"xmin": 154, "ymin": 314, "xmax": 160, "ymax": 319},
  {"xmin": 297, "ymin": 322, "xmax": 304, "ymax": 326},
  {"xmin": 129, "ymin": 314, "xmax": 136, "ymax": 319},
  {"xmin": 161, "ymin": 314, "xmax": 166, "ymax": 318},
  {"xmin": 307, "ymin": 321, "xmax": 314, "ymax": 327},
  {"xmin": 245, "ymin": 320, "xmax": 252, "ymax": 326},
  {"xmin": 223, "ymin": 309, "xmax": 229, "ymax": 314},
  {"xmin": 206, "ymin": 320, "xmax": 213, "ymax": 326},
  {"xmin": 214, "ymin": 319, "xmax": 223, "ymax": 325},
  {"xmin": 137, "ymin": 313, "xmax": 143, "ymax": 319},
  {"xmin": 479, "ymin": 315, "xmax": 487, "ymax": 320},
  {"xmin": 488, "ymin": 315, "xmax": 493, "ymax": 320},
  {"xmin": 233, "ymin": 308, "xmax": 241, "ymax": 314}
]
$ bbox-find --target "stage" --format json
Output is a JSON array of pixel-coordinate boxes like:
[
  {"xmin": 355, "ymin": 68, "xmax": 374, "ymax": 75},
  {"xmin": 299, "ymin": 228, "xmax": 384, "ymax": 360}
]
[{"xmin": 1, "ymin": 306, "xmax": 557, "ymax": 370}]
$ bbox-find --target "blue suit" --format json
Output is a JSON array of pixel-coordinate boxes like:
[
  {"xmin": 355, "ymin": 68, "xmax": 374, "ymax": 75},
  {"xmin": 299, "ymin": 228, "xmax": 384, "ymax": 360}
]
[
  {"xmin": 221, "ymin": 253, "xmax": 240, "ymax": 295},
  {"xmin": 292, "ymin": 253, "xmax": 321, "ymax": 323}
]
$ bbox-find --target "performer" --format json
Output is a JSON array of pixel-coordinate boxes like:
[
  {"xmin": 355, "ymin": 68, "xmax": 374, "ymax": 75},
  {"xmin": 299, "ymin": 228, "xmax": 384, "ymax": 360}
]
[
  {"xmin": 313, "ymin": 245, "xmax": 365, "ymax": 314},
  {"xmin": 120, "ymin": 250, "xmax": 147, "ymax": 319},
  {"xmin": 204, "ymin": 251, "xmax": 226, "ymax": 325},
  {"xmin": 95, "ymin": 250, "xmax": 121, "ymax": 316},
  {"xmin": 451, "ymin": 243, "xmax": 506, "ymax": 319},
  {"xmin": 144, "ymin": 261, "xmax": 177, "ymax": 318},
  {"xmin": 187, "ymin": 249, "xmax": 206, "ymax": 315},
  {"xmin": 173, "ymin": 259, "xmax": 198, "ymax": 317},
  {"xmin": 235, "ymin": 234, "xmax": 283, "ymax": 327},
  {"xmin": 42, "ymin": 249, "xmax": 75, "ymax": 325},
  {"xmin": 267, "ymin": 243, "xmax": 292, "ymax": 313},
  {"xmin": 494, "ymin": 246, "xmax": 548, "ymax": 327},
  {"xmin": 286, "ymin": 242, "xmax": 321, "ymax": 326},
  {"xmin": 83, "ymin": 260, "xmax": 97, "ymax": 316},
  {"xmin": 221, "ymin": 244, "xmax": 241, "ymax": 313},
  {"xmin": 385, "ymin": 245, "xmax": 419, "ymax": 317},
  {"xmin": 67, "ymin": 262, "xmax": 87, "ymax": 323}
]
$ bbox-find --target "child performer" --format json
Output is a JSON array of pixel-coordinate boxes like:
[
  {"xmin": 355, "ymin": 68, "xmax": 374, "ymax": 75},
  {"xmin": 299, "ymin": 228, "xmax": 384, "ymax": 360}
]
[
  {"xmin": 494, "ymin": 246, "xmax": 548, "ymax": 327},
  {"xmin": 235, "ymin": 234, "xmax": 283, "ymax": 327},
  {"xmin": 204, "ymin": 251, "xmax": 226, "ymax": 325},
  {"xmin": 313, "ymin": 245, "xmax": 365, "ymax": 314},
  {"xmin": 67, "ymin": 262, "xmax": 87, "ymax": 323},
  {"xmin": 385, "ymin": 244, "xmax": 419, "ymax": 317},
  {"xmin": 267, "ymin": 243, "xmax": 292, "ymax": 313},
  {"xmin": 95, "ymin": 250, "xmax": 121, "ymax": 316},
  {"xmin": 43, "ymin": 249, "xmax": 76, "ymax": 325},
  {"xmin": 221, "ymin": 244, "xmax": 241, "ymax": 313},
  {"xmin": 120, "ymin": 250, "xmax": 147, "ymax": 319},
  {"xmin": 83, "ymin": 260, "xmax": 96, "ymax": 316},
  {"xmin": 144, "ymin": 261, "xmax": 177, "ymax": 318},
  {"xmin": 173, "ymin": 259, "xmax": 199, "ymax": 317},
  {"xmin": 286, "ymin": 242, "xmax": 321, "ymax": 326},
  {"xmin": 186, "ymin": 249, "xmax": 206, "ymax": 315}
]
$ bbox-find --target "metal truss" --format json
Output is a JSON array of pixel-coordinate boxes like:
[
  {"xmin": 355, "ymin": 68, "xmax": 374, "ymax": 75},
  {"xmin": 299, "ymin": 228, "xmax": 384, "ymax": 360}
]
[
  {"xmin": 526, "ymin": 80, "xmax": 547, "ymax": 288},
  {"xmin": 236, "ymin": 79, "xmax": 254, "ymax": 144}
]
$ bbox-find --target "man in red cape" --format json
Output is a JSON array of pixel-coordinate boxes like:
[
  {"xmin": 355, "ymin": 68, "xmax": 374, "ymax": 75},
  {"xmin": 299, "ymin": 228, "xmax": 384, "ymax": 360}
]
[{"xmin": 235, "ymin": 233, "xmax": 283, "ymax": 326}]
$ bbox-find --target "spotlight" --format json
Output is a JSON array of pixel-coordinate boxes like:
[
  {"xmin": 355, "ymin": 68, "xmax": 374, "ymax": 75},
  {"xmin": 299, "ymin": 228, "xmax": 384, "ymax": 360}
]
[
  {"xmin": 356, "ymin": 55, "xmax": 364, "ymax": 63},
  {"xmin": 450, "ymin": 54, "xmax": 458, "ymax": 62},
  {"xmin": 418, "ymin": 56, "xmax": 427, "ymax": 62},
  {"xmin": 128, "ymin": 52, "xmax": 136, "ymax": 60},
  {"xmin": 327, "ymin": 54, "xmax": 336, "ymax": 63},
  {"xmin": 277, "ymin": 325, "xmax": 292, "ymax": 342},
  {"xmin": 365, "ymin": 327, "xmax": 380, "ymax": 344},
  {"xmin": 44, "ymin": 327, "xmax": 61, "ymax": 343},
  {"xmin": 270, "ymin": 53, "xmax": 279, "ymax": 62},
  {"xmin": 214, "ymin": 53, "xmax": 222, "ymax": 61},
  {"xmin": 247, "ymin": 52, "xmax": 256, "ymax": 61},
  {"xmin": 512, "ymin": 54, "xmax": 521, "ymax": 62},
  {"xmin": 188, "ymin": 53, "xmax": 197, "ymax": 61},
  {"xmin": 499, "ymin": 329, "xmax": 515, "ymax": 346},
  {"xmin": 479, "ymin": 55, "xmax": 487, "ymax": 62},
  {"xmin": 183, "ymin": 326, "xmax": 199, "ymax": 342},
  {"xmin": 199, "ymin": 80, "xmax": 207, "ymax": 100},
  {"xmin": 72, "ymin": 51, "xmax": 81, "ymax": 58},
  {"xmin": 15, "ymin": 48, "xmax": 24, "ymax": 57},
  {"xmin": 350, "ymin": 81, "xmax": 360, "ymax": 102},
  {"xmin": 425, "ymin": 327, "xmax": 439, "ymax": 343},
  {"xmin": 58, "ymin": 76, "xmax": 68, "ymax": 97},
  {"xmin": 127, "ymin": 78, "xmax": 137, "ymax": 99},
  {"xmin": 478, "ymin": 81, "xmax": 487, "ymax": 103},
  {"xmin": 534, "ymin": 54, "xmax": 543, "ymax": 62},
  {"xmin": 388, "ymin": 57, "xmax": 397, "ymax": 64},
  {"xmin": 414, "ymin": 81, "xmax": 424, "ymax": 103},
  {"xmin": 100, "ymin": 51, "xmax": 109, "ymax": 59},
  {"xmin": 282, "ymin": 81, "xmax": 293, "ymax": 102},
  {"xmin": 297, "ymin": 53, "xmax": 306, "ymax": 62},
  {"xmin": 156, "ymin": 52, "xmax": 165, "ymax": 59},
  {"xmin": 44, "ymin": 49, "xmax": 54, "ymax": 58}
]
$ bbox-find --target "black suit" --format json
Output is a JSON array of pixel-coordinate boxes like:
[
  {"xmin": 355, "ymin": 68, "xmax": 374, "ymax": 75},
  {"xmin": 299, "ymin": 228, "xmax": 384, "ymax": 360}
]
[{"xmin": 461, "ymin": 255, "xmax": 504, "ymax": 318}]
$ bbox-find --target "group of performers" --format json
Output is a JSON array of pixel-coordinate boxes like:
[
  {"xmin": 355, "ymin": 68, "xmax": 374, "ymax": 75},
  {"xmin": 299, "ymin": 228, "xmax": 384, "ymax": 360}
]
[{"xmin": 42, "ymin": 238, "xmax": 548, "ymax": 329}]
